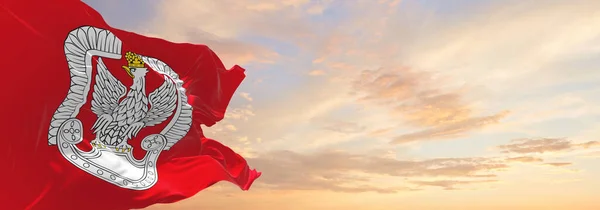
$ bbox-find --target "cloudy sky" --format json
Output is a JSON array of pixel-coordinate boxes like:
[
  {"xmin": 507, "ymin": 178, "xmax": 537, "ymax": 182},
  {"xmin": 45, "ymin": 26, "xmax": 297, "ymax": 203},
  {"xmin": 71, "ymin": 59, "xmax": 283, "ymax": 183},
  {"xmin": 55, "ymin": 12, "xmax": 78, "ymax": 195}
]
[{"xmin": 83, "ymin": 0, "xmax": 600, "ymax": 209}]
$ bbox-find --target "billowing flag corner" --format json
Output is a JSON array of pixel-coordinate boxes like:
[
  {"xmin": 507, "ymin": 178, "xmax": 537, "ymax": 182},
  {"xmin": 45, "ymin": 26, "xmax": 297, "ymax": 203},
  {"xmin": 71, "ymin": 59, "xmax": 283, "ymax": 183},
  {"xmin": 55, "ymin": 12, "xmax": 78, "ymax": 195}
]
[{"xmin": 0, "ymin": 0, "xmax": 260, "ymax": 210}]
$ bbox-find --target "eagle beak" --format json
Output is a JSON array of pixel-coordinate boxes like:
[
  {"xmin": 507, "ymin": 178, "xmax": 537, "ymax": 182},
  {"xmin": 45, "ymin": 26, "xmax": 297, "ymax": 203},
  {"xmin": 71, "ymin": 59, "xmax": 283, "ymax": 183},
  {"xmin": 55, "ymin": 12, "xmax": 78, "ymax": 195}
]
[{"xmin": 122, "ymin": 66, "xmax": 134, "ymax": 78}]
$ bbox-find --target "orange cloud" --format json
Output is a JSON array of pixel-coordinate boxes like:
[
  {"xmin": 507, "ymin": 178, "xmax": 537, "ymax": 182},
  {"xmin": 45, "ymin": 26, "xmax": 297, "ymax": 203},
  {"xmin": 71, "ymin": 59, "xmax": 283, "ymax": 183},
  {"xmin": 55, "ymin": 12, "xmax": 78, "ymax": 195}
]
[
  {"xmin": 320, "ymin": 121, "xmax": 366, "ymax": 134},
  {"xmin": 544, "ymin": 162, "xmax": 572, "ymax": 167},
  {"xmin": 506, "ymin": 156, "xmax": 544, "ymax": 163},
  {"xmin": 410, "ymin": 179, "xmax": 497, "ymax": 191},
  {"xmin": 367, "ymin": 128, "xmax": 393, "ymax": 137},
  {"xmin": 578, "ymin": 141, "xmax": 600, "ymax": 149},
  {"xmin": 224, "ymin": 105, "xmax": 255, "ymax": 121},
  {"xmin": 392, "ymin": 111, "xmax": 510, "ymax": 144},
  {"xmin": 247, "ymin": 150, "xmax": 508, "ymax": 193},
  {"xmin": 353, "ymin": 68, "xmax": 509, "ymax": 143},
  {"xmin": 308, "ymin": 70, "xmax": 326, "ymax": 76},
  {"xmin": 497, "ymin": 138, "xmax": 599, "ymax": 154}
]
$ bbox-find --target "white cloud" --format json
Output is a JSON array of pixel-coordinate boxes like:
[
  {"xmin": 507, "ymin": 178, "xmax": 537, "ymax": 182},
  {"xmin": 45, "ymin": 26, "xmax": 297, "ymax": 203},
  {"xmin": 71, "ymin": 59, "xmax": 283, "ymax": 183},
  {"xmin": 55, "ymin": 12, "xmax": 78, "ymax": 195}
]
[{"xmin": 239, "ymin": 92, "xmax": 253, "ymax": 102}]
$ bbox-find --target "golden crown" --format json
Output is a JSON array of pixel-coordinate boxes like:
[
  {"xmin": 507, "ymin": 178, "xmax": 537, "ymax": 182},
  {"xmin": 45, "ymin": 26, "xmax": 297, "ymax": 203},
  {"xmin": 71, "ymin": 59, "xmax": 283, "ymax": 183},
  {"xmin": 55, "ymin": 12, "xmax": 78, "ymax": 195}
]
[{"xmin": 125, "ymin": 51, "xmax": 145, "ymax": 68}]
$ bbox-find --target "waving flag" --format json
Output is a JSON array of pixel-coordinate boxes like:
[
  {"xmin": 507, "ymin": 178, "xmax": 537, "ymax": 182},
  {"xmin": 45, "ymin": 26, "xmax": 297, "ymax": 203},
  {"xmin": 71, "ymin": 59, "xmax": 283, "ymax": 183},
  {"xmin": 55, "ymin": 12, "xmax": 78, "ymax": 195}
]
[{"xmin": 0, "ymin": 0, "xmax": 260, "ymax": 209}]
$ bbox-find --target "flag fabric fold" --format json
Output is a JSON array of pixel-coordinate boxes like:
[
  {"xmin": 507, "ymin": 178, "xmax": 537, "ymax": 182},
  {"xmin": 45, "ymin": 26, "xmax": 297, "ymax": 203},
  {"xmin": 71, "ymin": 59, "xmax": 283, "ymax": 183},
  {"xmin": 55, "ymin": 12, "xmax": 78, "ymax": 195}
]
[{"xmin": 0, "ymin": 0, "xmax": 260, "ymax": 209}]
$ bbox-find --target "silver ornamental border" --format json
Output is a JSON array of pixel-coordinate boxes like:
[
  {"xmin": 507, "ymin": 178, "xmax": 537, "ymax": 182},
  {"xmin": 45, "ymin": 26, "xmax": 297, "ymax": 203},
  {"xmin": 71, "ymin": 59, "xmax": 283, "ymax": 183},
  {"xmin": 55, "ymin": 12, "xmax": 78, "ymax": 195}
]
[{"xmin": 47, "ymin": 26, "xmax": 193, "ymax": 190}]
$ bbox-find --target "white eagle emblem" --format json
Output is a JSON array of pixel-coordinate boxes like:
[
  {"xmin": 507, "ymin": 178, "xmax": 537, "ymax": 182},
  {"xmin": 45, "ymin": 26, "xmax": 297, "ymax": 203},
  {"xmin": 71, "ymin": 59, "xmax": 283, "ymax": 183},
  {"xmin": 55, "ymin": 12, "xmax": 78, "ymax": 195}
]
[
  {"xmin": 91, "ymin": 52, "xmax": 176, "ymax": 152},
  {"xmin": 47, "ymin": 26, "xmax": 193, "ymax": 190}
]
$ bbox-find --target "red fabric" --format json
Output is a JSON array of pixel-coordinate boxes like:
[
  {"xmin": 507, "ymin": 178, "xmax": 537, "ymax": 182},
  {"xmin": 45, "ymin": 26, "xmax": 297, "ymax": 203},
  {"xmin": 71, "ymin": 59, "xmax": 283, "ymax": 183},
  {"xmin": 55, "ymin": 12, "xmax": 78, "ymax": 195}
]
[{"xmin": 0, "ymin": 0, "xmax": 260, "ymax": 209}]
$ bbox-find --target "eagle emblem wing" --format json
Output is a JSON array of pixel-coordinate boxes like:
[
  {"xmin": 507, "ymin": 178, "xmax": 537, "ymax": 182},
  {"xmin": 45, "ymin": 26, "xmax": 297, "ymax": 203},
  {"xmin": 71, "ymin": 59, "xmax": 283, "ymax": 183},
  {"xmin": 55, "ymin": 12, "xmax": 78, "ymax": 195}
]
[
  {"xmin": 142, "ymin": 77, "xmax": 178, "ymax": 127},
  {"xmin": 90, "ymin": 58, "xmax": 127, "ymax": 133},
  {"xmin": 141, "ymin": 56, "xmax": 193, "ymax": 150}
]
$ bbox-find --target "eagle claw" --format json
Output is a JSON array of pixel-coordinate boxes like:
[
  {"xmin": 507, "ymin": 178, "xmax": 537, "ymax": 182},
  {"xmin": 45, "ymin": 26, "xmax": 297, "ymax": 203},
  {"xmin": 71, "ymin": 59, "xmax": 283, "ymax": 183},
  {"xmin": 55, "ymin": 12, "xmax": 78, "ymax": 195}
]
[
  {"xmin": 90, "ymin": 139, "xmax": 107, "ymax": 149},
  {"xmin": 115, "ymin": 143, "xmax": 133, "ymax": 153}
]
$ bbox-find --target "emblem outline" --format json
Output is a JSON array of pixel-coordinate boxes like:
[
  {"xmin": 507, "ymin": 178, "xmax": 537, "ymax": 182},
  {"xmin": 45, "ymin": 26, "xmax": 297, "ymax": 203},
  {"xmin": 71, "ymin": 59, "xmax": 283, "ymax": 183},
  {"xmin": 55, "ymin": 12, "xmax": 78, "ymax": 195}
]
[{"xmin": 47, "ymin": 26, "xmax": 193, "ymax": 190}]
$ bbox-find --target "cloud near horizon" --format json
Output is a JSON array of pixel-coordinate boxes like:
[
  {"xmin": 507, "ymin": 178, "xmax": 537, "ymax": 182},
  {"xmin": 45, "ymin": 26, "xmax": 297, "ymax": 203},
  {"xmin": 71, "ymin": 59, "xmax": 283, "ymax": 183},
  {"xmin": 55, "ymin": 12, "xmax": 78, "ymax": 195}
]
[{"xmin": 247, "ymin": 150, "xmax": 508, "ymax": 192}]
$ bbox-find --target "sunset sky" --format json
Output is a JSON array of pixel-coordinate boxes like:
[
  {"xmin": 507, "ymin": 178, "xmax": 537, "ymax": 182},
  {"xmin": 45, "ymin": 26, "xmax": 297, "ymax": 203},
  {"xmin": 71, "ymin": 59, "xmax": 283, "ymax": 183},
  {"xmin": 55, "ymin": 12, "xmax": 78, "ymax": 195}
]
[{"xmin": 83, "ymin": 0, "xmax": 600, "ymax": 209}]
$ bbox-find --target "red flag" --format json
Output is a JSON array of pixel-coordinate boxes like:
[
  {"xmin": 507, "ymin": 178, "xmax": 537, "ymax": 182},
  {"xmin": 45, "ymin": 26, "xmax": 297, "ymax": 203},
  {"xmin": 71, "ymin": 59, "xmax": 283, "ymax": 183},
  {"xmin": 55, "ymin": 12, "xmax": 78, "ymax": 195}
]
[{"xmin": 0, "ymin": 0, "xmax": 260, "ymax": 209}]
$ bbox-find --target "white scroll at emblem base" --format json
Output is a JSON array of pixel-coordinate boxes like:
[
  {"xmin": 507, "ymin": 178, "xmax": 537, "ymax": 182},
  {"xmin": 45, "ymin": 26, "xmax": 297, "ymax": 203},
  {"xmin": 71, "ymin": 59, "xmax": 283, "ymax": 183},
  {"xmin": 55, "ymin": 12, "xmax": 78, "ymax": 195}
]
[
  {"xmin": 57, "ymin": 118, "xmax": 164, "ymax": 188},
  {"xmin": 47, "ymin": 26, "xmax": 193, "ymax": 190}
]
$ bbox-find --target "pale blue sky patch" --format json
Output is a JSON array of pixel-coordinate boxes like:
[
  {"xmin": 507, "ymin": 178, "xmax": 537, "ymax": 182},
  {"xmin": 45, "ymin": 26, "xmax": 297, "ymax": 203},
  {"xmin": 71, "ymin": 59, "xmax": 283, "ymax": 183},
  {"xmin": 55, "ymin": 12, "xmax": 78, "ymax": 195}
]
[
  {"xmin": 241, "ymin": 35, "xmax": 302, "ymax": 58},
  {"xmin": 82, "ymin": 0, "xmax": 155, "ymax": 30},
  {"xmin": 411, "ymin": 0, "xmax": 497, "ymax": 15},
  {"xmin": 525, "ymin": 118, "xmax": 594, "ymax": 138}
]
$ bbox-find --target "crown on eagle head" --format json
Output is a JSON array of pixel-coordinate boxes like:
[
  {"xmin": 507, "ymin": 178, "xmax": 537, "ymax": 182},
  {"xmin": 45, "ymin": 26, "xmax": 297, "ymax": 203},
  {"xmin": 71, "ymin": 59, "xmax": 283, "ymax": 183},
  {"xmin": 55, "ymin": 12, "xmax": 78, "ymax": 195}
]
[{"xmin": 125, "ymin": 51, "xmax": 145, "ymax": 68}]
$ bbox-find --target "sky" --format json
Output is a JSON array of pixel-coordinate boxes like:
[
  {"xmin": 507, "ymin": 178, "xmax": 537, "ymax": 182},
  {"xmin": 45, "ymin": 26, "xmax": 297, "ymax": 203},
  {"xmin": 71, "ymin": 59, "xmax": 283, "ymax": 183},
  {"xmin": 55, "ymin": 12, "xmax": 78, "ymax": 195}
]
[{"xmin": 82, "ymin": 0, "xmax": 600, "ymax": 209}]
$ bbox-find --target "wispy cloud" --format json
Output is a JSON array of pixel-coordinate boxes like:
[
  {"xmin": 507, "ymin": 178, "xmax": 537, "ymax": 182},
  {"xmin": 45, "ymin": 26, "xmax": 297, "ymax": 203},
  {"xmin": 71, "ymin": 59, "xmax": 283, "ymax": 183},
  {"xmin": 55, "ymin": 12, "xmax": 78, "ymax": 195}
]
[
  {"xmin": 392, "ymin": 111, "xmax": 510, "ymax": 144},
  {"xmin": 321, "ymin": 121, "xmax": 366, "ymax": 134},
  {"xmin": 410, "ymin": 179, "xmax": 497, "ymax": 191},
  {"xmin": 544, "ymin": 162, "xmax": 573, "ymax": 167},
  {"xmin": 497, "ymin": 138, "xmax": 599, "ymax": 154},
  {"xmin": 238, "ymin": 92, "xmax": 253, "ymax": 102},
  {"xmin": 505, "ymin": 156, "xmax": 544, "ymax": 163},
  {"xmin": 249, "ymin": 150, "xmax": 508, "ymax": 193}
]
